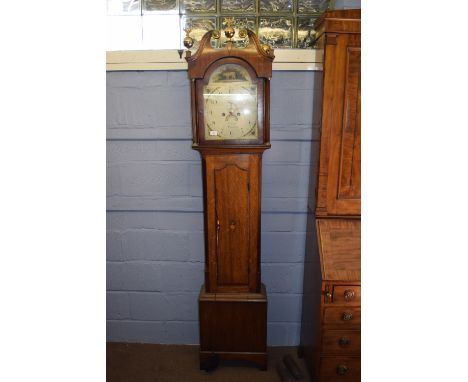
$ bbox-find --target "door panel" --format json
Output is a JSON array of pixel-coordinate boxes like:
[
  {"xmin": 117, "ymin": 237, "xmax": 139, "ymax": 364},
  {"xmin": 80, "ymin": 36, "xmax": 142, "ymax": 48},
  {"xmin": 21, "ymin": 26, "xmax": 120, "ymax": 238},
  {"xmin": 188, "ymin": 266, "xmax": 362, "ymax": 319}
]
[
  {"xmin": 317, "ymin": 33, "xmax": 361, "ymax": 216},
  {"xmin": 338, "ymin": 47, "xmax": 361, "ymax": 201},
  {"xmin": 214, "ymin": 163, "xmax": 250, "ymax": 287},
  {"xmin": 204, "ymin": 154, "xmax": 261, "ymax": 292}
]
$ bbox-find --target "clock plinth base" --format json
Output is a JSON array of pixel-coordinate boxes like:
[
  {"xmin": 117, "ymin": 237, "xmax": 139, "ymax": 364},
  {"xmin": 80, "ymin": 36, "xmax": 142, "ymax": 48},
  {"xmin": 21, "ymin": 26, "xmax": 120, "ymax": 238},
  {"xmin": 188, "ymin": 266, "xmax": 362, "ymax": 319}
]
[{"xmin": 199, "ymin": 284, "xmax": 268, "ymax": 371}]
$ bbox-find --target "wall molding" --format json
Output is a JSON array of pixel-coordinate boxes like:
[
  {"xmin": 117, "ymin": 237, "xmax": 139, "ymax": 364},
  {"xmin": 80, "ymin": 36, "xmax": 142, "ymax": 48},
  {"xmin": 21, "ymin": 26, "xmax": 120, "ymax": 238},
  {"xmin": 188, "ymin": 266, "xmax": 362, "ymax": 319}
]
[{"xmin": 106, "ymin": 49, "xmax": 323, "ymax": 71}]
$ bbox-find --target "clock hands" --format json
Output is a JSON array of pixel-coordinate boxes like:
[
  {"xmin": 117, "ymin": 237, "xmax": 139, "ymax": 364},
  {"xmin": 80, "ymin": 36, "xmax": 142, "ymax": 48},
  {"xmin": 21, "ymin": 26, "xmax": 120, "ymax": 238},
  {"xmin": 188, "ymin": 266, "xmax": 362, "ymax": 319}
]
[
  {"xmin": 204, "ymin": 83, "xmax": 257, "ymax": 139},
  {"xmin": 242, "ymin": 122, "xmax": 257, "ymax": 137},
  {"xmin": 225, "ymin": 102, "xmax": 240, "ymax": 121}
]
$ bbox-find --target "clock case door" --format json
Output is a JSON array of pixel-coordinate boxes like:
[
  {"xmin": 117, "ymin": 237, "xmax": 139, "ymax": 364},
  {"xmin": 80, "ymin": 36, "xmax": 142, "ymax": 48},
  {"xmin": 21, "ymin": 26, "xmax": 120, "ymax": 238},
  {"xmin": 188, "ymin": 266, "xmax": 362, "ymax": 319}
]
[
  {"xmin": 195, "ymin": 58, "xmax": 265, "ymax": 146},
  {"xmin": 204, "ymin": 154, "xmax": 261, "ymax": 293}
]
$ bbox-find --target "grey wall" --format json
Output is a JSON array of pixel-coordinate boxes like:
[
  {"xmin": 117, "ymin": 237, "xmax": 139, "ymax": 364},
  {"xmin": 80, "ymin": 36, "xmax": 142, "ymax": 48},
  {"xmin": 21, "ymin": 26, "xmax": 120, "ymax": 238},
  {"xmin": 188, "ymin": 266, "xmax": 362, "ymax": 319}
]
[{"xmin": 106, "ymin": 70, "xmax": 321, "ymax": 346}]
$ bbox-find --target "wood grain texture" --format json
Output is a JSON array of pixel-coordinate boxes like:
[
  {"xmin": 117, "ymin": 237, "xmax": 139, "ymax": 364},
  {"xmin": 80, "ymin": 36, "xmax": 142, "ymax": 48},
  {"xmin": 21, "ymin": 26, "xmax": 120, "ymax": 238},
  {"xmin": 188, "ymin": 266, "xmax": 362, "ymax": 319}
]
[
  {"xmin": 321, "ymin": 330, "xmax": 361, "ymax": 355},
  {"xmin": 319, "ymin": 356, "xmax": 361, "ymax": 382},
  {"xmin": 337, "ymin": 48, "xmax": 361, "ymax": 200},
  {"xmin": 315, "ymin": 23, "xmax": 361, "ymax": 217},
  {"xmin": 187, "ymin": 30, "xmax": 272, "ymax": 368},
  {"xmin": 322, "ymin": 307, "xmax": 361, "ymax": 327},
  {"xmin": 331, "ymin": 285, "xmax": 361, "ymax": 305},
  {"xmin": 299, "ymin": 10, "xmax": 361, "ymax": 381},
  {"xmin": 215, "ymin": 162, "xmax": 250, "ymax": 287},
  {"xmin": 314, "ymin": 9, "xmax": 361, "ymax": 37},
  {"xmin": 199, "ymin": 284, "xmax": 267, "ymax": 370},
  {"xmin": 317, "ymin": 219, "xmax": 360, "ymax": 281},
  {"xmin": 204, "ymin": 154, "xmax": 261, "ymax": 293}
]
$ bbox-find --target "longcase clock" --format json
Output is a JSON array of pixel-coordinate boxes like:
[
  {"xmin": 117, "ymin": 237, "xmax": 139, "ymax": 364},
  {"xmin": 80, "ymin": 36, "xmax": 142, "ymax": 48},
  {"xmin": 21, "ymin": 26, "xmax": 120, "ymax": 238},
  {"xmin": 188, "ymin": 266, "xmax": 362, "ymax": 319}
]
[{"xmin": 185, "ymin": 27, "xmax": 274, "ymax": 370}]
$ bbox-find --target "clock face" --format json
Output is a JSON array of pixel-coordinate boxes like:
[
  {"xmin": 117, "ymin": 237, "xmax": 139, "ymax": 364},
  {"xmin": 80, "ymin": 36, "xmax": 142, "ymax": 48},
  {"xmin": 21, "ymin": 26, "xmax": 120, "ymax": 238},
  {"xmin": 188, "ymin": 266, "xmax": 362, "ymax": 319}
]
[{"xmin": 203, "ymin": 64, "xmax": 258, "ymax": 141}]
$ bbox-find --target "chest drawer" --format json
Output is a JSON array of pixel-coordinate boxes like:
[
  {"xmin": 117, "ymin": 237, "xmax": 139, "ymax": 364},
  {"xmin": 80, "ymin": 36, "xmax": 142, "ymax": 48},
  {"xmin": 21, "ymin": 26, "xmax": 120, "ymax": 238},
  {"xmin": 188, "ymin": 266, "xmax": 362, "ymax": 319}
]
[
  {"xmin": 323, "ymin": 307, "xmax": 361, "ymax": 326},
  {"xmin": 332, "ymin": 285, "xmax": 361, "ymax": 305},
  {"xmin": 320, "ymin": 357, "xmax": 360, "ymax": 381},
  {"xmin": 322, "ymin": 330, "xmax": 360, "ymax": 355}
]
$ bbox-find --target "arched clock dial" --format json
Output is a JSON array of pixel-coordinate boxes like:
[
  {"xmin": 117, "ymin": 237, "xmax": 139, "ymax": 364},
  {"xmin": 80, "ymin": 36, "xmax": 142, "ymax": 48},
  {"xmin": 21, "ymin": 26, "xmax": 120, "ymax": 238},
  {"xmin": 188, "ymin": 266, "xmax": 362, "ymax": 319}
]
[{"xmin": 203, "ymin": 64, "xmax": 258, "ymax": 140}]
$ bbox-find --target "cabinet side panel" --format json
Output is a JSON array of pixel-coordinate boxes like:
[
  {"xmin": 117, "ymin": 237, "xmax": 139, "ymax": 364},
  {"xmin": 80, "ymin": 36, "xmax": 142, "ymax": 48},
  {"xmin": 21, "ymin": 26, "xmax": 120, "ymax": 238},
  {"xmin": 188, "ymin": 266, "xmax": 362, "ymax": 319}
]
[
  {"xmin": 300, "ymin": 215, "xmax": 322, "ymax": 379},
  {"xmin": 314, "ymin": 34, "xmax": 329, "ymax": 216}
]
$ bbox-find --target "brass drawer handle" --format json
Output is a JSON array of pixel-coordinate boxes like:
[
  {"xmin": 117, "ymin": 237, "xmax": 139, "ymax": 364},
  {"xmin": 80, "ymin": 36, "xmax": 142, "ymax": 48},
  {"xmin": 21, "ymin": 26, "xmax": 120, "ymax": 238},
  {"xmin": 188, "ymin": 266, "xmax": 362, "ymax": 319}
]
[
  {"xmin": 344, "ymin": 289, "xmax": 355, "ymax": 301},
  {"xmin": 326, "ymin": 292, "xmax": 332, "ymax": 299},
  {"xmin": 339, "ymin": 337, "xmax": 351, "ymax": 346},
  {"xmin": 342, "ymin": 311, "xmax": 353, "ymax": 321},
  {"xmin": 337, "ymin": 364, "xmax": 348, "ymax": 375}
]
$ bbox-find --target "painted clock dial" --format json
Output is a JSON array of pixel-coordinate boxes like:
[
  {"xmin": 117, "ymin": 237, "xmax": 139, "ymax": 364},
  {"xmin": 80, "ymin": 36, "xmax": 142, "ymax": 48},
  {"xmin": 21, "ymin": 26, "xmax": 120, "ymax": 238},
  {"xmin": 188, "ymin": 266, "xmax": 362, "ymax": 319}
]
[{"xmin": 203, "ymin": 64, "xmax": 258, "ymax": 140}]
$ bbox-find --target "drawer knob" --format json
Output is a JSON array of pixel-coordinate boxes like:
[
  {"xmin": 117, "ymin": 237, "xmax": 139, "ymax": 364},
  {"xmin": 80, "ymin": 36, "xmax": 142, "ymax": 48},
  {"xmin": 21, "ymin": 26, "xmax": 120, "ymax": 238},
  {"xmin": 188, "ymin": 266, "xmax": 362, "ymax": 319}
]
[
  {"xmin": 344, "ymin": 289, "xmax": 355, "ymax": 301},
  {"xmin": 342, "ymin": 311, "xmax": 353, "ymax": 321},
  {"xmin": 339, "ymin": 337, "xmax": 351, "ymax": 346},
  {"xmin": 337, "ymin": 364, "xmax": 349, "ymax": 375},
  {"xmin": 325, "ymin": 292, "xmax": 332, "ymax": 299}
]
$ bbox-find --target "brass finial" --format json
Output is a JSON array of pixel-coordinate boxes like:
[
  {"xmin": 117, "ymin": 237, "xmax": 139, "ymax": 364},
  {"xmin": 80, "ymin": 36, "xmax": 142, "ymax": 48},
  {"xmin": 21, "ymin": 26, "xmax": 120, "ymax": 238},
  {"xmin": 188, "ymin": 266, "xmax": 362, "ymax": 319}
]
[
  {"xmin": 261, "ymin": 44, "xmax": 272, "ymax": 55},
  {"xmin": 224, "ymin": 17, "xmax": 235, "ymax": 40},
  {"xmin": 238, "ymin": 28, "xmax": 247, "ymax": 39},
  {"xmin": 183, "ymin": 26, "xmax": 194, "ymax": 49}
]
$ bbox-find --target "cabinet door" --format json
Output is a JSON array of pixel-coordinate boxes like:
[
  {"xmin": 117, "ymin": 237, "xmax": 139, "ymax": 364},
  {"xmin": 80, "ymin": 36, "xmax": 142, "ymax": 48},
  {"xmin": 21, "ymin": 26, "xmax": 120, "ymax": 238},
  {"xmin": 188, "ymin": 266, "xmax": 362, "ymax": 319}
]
[
  {"xmin": 318, "ymin": 33, "xmax": 361, "ymax": 216},
  {"xmin": 204, "ymin": 154, "xmax": 260, "ymax": 293}
]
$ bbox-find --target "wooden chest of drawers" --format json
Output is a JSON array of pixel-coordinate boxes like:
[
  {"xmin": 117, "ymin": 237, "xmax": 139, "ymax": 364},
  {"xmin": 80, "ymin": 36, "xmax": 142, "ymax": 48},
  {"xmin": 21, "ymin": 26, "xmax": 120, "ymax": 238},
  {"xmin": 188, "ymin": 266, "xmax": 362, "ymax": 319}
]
[
  {"xmin": 301, "ymin": 218, "xmax": 361, "ymax": 381},
  {"xmin": 319, "ymin": 280, "xmax": 361, "ymax": 380}
]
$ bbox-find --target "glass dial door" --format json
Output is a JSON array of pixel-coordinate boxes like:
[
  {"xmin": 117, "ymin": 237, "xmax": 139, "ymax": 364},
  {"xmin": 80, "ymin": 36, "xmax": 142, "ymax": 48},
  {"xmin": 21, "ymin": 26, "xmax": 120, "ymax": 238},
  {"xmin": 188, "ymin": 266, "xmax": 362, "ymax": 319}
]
[{"xmin": 203, "ymin": 64, "xmax": 258, "ymax": 140}]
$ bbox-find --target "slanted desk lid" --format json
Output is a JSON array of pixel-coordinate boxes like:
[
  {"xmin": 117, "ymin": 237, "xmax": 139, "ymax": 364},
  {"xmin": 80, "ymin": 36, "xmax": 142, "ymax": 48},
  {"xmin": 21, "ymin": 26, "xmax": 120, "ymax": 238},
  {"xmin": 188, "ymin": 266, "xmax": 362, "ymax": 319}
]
[{"xmin": 317, "ymin": 218, "xmax": 360, "ymax": 281}]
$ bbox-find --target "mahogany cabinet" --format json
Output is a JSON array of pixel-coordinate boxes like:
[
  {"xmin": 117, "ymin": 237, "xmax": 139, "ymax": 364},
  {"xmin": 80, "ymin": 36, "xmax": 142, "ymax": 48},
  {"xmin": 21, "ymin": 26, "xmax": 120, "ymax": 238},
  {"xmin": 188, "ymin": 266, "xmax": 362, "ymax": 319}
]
[
  {"xmin": 315, "ymin": 10, "xmax": 361, "ymax": 218},
  {"xmin": 300, "ymin": 9, "xmax": 361, "ymax": 382}
]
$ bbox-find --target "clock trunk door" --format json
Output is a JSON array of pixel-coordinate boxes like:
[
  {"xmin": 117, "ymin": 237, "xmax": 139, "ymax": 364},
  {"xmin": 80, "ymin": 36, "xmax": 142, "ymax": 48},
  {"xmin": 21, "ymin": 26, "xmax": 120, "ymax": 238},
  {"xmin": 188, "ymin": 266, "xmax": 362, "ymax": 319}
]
[{"xmin": 205, "ymin": 154, "xmax": 260, "ymax": 293}]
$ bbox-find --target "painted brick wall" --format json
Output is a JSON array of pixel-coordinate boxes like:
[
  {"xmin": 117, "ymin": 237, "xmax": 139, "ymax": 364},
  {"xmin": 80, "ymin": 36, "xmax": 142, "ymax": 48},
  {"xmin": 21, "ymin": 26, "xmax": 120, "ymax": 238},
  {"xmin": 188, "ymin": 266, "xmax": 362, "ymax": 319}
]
[{"xmin": 106, "ymin": 69, "xmax": 321, "ymax": 346}]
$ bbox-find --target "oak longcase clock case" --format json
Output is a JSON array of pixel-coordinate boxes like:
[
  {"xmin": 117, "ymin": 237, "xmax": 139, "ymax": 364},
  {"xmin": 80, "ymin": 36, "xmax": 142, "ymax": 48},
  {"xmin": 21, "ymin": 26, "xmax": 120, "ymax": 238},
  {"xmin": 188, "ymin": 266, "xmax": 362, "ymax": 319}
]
[{"xmin": 185, "ymin": 29, "xmax": 274, "ymax": 370}]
